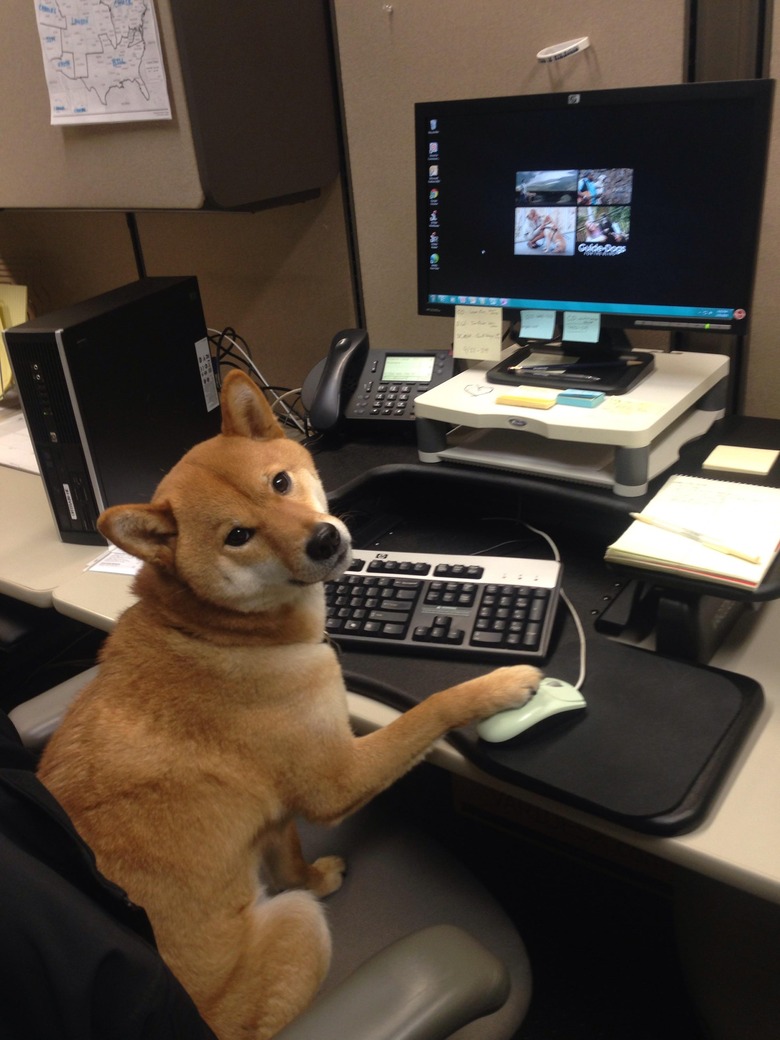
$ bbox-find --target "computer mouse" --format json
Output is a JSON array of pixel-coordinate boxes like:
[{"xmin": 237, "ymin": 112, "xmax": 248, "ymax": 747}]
[{"xmin": 476, "ymin": 676, "xmax": 586, "ymax": 742}]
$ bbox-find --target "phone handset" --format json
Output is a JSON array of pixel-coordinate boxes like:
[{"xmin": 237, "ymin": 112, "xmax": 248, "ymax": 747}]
[{"xmin": 306, "ymin": 328, "xmax": 369, "ymax": 432}]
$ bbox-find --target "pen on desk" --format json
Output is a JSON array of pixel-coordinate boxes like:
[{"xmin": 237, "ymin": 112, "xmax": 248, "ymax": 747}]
[
  {"xmin": 521, "ymin": 360, "xmax": 641, "ymax": 372},
  {"xmin": 522, "ymin": 369, "xmax": 601, "ymax": 380},
  {"xmin": 628, "ymin": 512, "xmax": 761, "ymax": 564}
]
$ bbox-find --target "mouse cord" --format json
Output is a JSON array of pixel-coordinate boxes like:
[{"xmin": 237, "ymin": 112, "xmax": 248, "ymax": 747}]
[{"xmin": 514, "ymin": 521, "xmax": 588, "ymax": 692}]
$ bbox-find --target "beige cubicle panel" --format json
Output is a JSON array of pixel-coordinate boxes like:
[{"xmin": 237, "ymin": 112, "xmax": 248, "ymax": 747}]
[
  {"xmin": 0, "ymin": 0, "xmax": 339, "ymax": 211},
  {"xmin": 331, "ymin": 0, "xmax": 688, "ymax": 355}
]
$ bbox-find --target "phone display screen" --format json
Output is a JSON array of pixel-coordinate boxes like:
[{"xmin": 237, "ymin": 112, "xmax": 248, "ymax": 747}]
[{"xmin": 381, "ymin": 354, "xmax": 436, "ymax": 383}]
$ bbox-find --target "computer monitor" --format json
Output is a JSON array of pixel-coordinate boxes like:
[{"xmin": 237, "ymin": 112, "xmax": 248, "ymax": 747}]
[{"xmin": 415, "ymin": 79, "xmax": 774, "ymax": 392}]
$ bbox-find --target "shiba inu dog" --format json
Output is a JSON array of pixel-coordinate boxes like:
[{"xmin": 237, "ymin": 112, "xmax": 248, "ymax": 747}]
[{"xmin": 38, "ymin": 369, "xmax": 540, "ymax": 1040}]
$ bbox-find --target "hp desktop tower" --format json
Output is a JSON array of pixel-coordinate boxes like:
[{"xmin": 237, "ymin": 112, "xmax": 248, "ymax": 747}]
[{"xmin": 4, "ymin": 276, "xmax": 221, "ymax": 545}]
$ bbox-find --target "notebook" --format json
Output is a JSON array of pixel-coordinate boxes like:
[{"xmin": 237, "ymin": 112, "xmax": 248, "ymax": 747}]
[{"xmin": 604, "ymin": 474, "xmax": 780, "ymax": 589}]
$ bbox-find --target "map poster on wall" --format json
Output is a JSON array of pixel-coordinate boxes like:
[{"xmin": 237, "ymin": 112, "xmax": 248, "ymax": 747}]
[{"xmin": 33, "ymin": 0, "xmax": 172, "ymax": 125}]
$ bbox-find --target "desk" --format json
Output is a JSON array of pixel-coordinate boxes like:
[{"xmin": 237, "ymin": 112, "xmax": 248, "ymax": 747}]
[{"xmin": 3, "ymin": 422, "xmax": 780, "ymax": 911}]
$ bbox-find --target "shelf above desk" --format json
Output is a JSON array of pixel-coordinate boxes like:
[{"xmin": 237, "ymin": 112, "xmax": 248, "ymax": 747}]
[{"xmin": 415, "ymin": 351, "xmax": 729, "ymax": 496}]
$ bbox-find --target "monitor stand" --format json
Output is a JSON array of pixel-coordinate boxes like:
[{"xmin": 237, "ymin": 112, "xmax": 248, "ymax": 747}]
[{"xmin": 486, "ymin": 328, "xmax": 655, "ymax": 395}]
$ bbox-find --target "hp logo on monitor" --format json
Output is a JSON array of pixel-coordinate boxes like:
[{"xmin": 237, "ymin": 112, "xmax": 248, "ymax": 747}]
[{"xmin": 568, "ymin": 94, "xmax": 581, "ymax": 105}]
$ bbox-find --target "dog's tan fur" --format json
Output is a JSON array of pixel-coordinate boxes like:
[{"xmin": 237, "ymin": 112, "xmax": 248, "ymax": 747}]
[{"xmin": 38, "ymin": 370, "xmax": 540, "ymax": 1040}]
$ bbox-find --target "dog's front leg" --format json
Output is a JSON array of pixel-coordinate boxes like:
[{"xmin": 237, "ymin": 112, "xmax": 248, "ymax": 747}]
[
  {"xmin": 263, "ymin": 819, "xmax": 346, "ymax": 897},
  {"xmin": 304, "ymin": 663, "xmax": 541, "ymax": 822}
]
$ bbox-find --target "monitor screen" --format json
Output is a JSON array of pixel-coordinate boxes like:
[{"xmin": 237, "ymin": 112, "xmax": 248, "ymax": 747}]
[{"xmin": 415, "ymin": 80, "xmax": 774, "ymax": 344}]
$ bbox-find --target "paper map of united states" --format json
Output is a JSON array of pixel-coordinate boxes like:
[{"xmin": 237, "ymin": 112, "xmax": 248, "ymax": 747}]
[{"xmin": 34, "ymin": 0, "xmax": 171, "ymax": 124}]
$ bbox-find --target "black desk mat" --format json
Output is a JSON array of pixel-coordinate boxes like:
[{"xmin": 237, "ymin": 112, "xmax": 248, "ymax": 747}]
[{"xmin": 327, "ymin": 466, "xmax": 764, "ymax": 837}]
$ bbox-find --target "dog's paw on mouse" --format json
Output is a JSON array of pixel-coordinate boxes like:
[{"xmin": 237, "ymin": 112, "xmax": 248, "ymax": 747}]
[{"xmin": 475, "ymin": 664, "xmax": 542, "ymax": 718}]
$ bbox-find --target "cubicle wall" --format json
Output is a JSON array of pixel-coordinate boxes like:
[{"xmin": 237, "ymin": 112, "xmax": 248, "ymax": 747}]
[{"xmin": 331, "ymin": 0, "xmax": 688, "ymax": 354}]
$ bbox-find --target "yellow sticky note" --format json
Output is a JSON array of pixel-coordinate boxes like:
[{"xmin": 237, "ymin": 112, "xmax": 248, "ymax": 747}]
[
  {"xmin": 453, "ymin": 305, "xmax": 502, "ymax": 361},
  {"xmin": 496, "ymin": 387, "xmax": 559, "ymax": 409},
  {"xmin": 702, "ymin": 444, "xmax": 779, "ymax": 476}
]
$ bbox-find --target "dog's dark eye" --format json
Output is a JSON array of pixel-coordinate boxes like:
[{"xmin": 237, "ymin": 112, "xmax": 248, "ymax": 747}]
[
  {"xmin": 271, "ymin": 471, "xmax": 292, "ymax": 494},
  {"xmin": 225, "ymin": 527, "xmax": 255, "ymax": 547}
]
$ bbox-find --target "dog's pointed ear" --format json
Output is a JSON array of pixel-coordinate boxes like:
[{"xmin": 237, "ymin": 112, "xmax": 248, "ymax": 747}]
[
  {"xmin": 98, "ymin": 502, "xmax": 178, "ymax": 569},
  {"xmin": 220, "ymin": 370, "xmax": 284, "ymax": 441}
]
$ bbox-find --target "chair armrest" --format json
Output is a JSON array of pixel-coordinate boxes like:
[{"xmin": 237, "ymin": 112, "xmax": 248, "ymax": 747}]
[
  {"xmin": 8, "ymin": 666, "xmax": 98, "ymax": 750},
  {"xmin": 273, "ymin": 924, "xmax": 511, "ymax": 1040}
]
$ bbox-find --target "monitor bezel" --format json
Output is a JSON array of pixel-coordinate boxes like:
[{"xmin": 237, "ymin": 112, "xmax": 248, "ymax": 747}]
[{"xmin": 415, "ymin": 79, "xmax": 774, "ymax": 338}]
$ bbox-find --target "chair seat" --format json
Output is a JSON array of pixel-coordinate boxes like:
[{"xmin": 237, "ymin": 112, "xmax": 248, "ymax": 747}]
[{"xmin": 299, "ymin": 800, "xmax": 532, "ymax": 1040}]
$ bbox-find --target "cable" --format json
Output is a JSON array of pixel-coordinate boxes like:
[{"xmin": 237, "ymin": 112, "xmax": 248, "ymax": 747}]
[
  {"xmin": 207, "ymin": 327, "xmax": 307, "ymax": 435},
  {"xmin": 475, "ymin": 519, "xmax": 588, "ymax": 691},
  {"xmin": 125, "ymin": 213, "xmax": 146, "ymax": 279},
  {"xmin": 526, "ymin": 520, "xmax": 586, "ymax": 690}
]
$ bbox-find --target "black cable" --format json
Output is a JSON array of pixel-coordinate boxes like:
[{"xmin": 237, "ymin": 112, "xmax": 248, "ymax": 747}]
[{"xmin": 125, "ymin": 213, "xmax": 146, "ymax": 279}]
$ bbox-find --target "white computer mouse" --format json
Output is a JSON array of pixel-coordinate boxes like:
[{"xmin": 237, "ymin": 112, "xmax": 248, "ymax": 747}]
[{"xmin": 476, "ymin": 676, "xmax": 586, "ymax": 742}]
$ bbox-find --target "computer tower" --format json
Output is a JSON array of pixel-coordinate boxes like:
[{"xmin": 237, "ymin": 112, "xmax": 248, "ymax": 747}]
[{"xmin": 4, "ymin": 276, "xmax": 221, "ymax": 545}]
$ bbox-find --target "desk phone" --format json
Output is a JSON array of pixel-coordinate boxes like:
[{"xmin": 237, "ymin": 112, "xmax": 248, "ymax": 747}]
[
  {"xmin": 345, "ymin": 349, "xmax": 453, "ymax": 421},
  {"xmin": 304, "ymin": 329, "xmax": 455, "ymax": 432}
]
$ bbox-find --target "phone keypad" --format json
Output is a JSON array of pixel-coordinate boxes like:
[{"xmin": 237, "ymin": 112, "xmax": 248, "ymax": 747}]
[{"xmin": 347, "ymin": 351, "xmax": 452, "ymax": 420}]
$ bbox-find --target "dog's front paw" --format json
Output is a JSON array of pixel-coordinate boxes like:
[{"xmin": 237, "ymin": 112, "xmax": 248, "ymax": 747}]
[
  {"xmin": 475, "ymin": 664, "xmax": 542, "ymax": 718},
  {"xmin": 307, "ymin": 855, "xmax": 346, "ymax": 897}
]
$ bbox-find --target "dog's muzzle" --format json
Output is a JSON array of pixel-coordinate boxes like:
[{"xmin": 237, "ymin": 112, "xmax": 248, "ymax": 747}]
[{"xmin": 306, "ymin": 522, "xmax": 346, "ymax": 563}]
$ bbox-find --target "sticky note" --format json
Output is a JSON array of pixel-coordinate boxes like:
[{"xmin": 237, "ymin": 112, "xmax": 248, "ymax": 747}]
[
  {"xmin": 563, "ymin": 310, "xmax": 601, "ymax": 344},
  {"xmin": 519, "ymin": 309, "xmax": 556, "ymax": 341},
  {"xmin": 702, "ymin": 444, "xmax": 779, "ymax": 476},
  {"xmin": 453, "ymin": 305, "xmax": 502, "ymax": 361},
  {"xmin": 496, "ymin": 387, "xmax": 559, "ymax": 409}
]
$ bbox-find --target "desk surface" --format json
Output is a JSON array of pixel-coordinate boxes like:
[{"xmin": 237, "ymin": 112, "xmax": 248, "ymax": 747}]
[{"xmin": 3, "ymin": 417, "xmax": 780, "ymax": 905}]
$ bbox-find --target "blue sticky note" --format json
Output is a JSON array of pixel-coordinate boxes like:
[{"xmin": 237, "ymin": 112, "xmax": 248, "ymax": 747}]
[
  {"xmin": 563, "ymin": 311, "xmax": 601, "ymax": 343},
  {"xmin": 520, "ymin": 309, "xmax": 556, "ymax": 341}
]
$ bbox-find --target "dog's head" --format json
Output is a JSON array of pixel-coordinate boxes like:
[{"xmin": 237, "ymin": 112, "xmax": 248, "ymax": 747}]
[{"xmin": 98, "ymin": 371, "xmax": 352, "ymax": 614}]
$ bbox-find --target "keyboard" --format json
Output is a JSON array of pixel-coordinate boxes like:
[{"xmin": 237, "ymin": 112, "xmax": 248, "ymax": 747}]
[{"xmin": 325, "ymin": 549, "xmax": 561, "ymax": 659}]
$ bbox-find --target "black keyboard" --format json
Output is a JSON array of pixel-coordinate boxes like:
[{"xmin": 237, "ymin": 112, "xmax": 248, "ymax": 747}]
[{"xmin": 325, "ymin": 550, "xmax": 561, "ymax": 659}]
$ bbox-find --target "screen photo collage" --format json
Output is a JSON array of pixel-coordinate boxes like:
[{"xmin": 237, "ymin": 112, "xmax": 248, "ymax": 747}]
[{"xmin": 514, "ymin": 169, "xmax": 633, "ymax": 258}]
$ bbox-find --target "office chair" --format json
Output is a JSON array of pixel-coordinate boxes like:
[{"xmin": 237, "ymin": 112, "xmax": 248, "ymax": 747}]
[{"xmin": 6, "ymin": 669, "xmax": 533, "ymax": 1040}]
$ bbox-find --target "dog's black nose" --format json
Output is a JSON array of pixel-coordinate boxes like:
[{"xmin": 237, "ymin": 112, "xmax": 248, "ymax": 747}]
[{"xmin": 306, "ymin": 522, "xmax": 343, "ymax": 561}]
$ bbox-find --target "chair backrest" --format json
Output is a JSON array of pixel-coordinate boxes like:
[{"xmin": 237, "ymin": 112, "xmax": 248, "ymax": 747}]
[{"xmin": 8, "ymin": 665, "xmax": 98, "ymax": 751}]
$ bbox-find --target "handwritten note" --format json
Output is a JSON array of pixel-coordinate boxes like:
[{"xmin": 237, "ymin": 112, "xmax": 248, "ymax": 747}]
[
  {"xmin": 563, "ymin": 310, "xmax": 601, "ymax": 344},
  {"xmin": 519, "ymin": 309, "xmax": 556, "ymax": 341},
  {"xmin": 453, "ymin": 305, "xmax": 502, "ymax": 361}
]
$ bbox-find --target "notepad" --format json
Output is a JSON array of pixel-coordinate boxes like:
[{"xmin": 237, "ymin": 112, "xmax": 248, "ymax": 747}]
[
  {"xmin": 604, "ymin": 474, "xmax": 780, "ymax": 589},
  {"xmin": 702, "ymin": 444, "xmax": 779, "ymax": 476}
]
